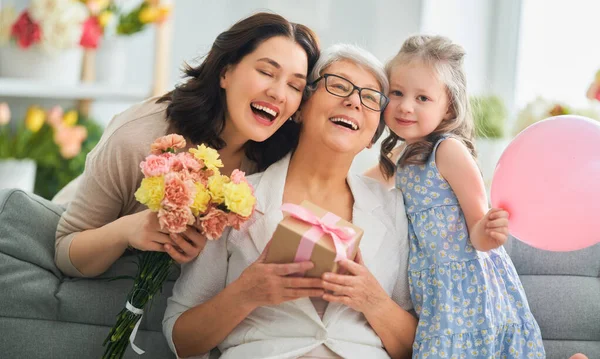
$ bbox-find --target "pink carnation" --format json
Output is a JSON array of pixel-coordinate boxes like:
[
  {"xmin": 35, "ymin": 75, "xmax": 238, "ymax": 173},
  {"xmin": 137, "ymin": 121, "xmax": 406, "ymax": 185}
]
[
  {"xmin": 227, "ymin": 212, "xmax": 248, "ymax": 230},
  {"xmin": 198, "ymin": 207, "xmax": 229, "ymax": 240},
  {"xmin": 151, "ymin": 134, "xmax": 186, "ymax": 154},
  {"xmin": 230, "ymin": 169, "xmax": 247, "ymax": 184},
  {"xmin": 140, "ymin": 154, "xmax": 170, "ymax": 177},
  {"xmin": 158, "ymin": 206, "xmax": 194, "ymax": 234},
  {"xmin": 162, "ymin": 173, "xmax": 195, "ymax": 208}
]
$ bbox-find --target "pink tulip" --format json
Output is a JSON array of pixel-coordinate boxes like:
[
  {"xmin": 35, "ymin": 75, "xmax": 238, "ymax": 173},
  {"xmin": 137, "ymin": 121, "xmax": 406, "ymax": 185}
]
[
  {"xmin": 46, "ymin": 106, "xmax": 64, "ymax": 128},
  {"xmin": 0, "ymin": 103, "xmax": 10, "ymax": 125}
]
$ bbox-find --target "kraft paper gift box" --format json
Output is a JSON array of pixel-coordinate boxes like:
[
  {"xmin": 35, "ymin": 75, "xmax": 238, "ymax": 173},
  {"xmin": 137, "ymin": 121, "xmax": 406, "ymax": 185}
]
[{"xmin": 265, "ymin": 200, "xmax": 364, "ymax": 278}]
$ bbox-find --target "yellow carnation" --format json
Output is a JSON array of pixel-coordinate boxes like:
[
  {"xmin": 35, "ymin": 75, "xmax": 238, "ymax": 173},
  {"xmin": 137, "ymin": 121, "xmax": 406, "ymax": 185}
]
[
  {"xmin": 62, "ymin": 110, "xmax": 78, "ymax": 127},
  {"xmin": 223, "ymin": 181, "xmax": 256, "ymax": 217},
  {"xmin": 25, "ymin": 106, "xmax": 45, "ymax": 133},
  {"xmin": 190, "ymin": 144, "xmax": 223, "ymax": 172},
  {"xmin": 190, "ymin": 182, "xmax": 211, "ymax": 216},
  {"xmin": 134, "ymin": 176, "xmax": 165, "ymax": 211},
  {"xmin": 207, "ymin": 174, "xmax": 229, "ymax": 205}
]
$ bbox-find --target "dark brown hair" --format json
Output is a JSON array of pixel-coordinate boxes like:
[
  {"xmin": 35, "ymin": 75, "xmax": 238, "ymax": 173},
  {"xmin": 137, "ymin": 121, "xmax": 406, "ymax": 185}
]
[
  {"xmin": 157, "ymin": 12, "xmax": 320, "ymax": 171},
  {"xmin": 379, "ymin": 35, "xmax": 476, "ymax": 179}
]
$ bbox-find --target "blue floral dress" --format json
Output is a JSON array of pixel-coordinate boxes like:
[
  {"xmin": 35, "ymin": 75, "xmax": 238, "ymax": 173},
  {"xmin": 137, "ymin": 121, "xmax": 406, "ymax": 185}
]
[{"xmin": 396, "ymin": 137, "xmax": 545, "ymax": 359}]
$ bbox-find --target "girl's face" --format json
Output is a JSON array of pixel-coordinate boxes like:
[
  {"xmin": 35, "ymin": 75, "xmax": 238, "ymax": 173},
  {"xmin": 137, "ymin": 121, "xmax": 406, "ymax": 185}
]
[
  {"xmin": 384, "ymin": 61, "xmax": 452, "ymax": 144},
  {"xmin": 220, "ymin": 36, "xmax": 308, "ymax": 144},
  {"xmin": 299, "ymin": 60, "xmax": 382, "ymax": 156}
]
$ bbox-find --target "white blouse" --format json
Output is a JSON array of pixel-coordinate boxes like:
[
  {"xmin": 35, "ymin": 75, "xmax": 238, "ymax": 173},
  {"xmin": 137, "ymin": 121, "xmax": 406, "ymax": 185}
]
[{"xmin": 163, "ymin": 154, "xmax": 413, "ymax": 359}]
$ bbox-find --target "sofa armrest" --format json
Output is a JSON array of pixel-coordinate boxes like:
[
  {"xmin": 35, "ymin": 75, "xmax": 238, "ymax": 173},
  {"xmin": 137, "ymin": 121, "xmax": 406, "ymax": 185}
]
[{"xmin": 0, "ymin": 189, "xmax": 65, "ymax": 278}]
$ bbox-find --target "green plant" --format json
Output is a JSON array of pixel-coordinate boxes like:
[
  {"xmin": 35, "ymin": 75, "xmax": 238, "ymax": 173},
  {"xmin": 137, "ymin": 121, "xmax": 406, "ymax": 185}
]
[
  {"xmin": 470, "ymin": 96, "xmax": 507, "ymax": 139},
  {"xmin": 0, "ymin": 103, "xmax": 102, "ymax": 199},
  {"xmin": 34, "ymin": 113, "xmax": 103, "ymax": 199}
]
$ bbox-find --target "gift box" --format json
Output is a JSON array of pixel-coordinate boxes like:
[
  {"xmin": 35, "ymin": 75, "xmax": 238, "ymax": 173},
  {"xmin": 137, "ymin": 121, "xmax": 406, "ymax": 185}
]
[{"xmin": 265, "ymin": 201, "xmax": 363, "ymax": 278}]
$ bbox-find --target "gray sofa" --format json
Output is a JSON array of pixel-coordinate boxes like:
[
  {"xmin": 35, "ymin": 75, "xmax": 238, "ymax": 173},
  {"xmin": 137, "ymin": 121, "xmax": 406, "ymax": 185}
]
[{"xmin": 0, "ymin": 188, "xmax": 598, "ymax": 359}]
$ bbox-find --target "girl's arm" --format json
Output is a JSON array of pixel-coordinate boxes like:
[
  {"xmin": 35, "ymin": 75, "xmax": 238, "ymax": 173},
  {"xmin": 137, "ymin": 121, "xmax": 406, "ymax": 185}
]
[
  {"xmin": 436, "ymin": 138, "xmax": 509, "ymax": 251},
  {"xmin": 364, "ymin": 145, "xmax": 405, "ymax": 189}
]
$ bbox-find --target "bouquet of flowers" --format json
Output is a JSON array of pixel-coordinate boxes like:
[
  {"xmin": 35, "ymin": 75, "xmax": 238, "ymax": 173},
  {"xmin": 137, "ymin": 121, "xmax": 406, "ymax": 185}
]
[
  {"xmin": 0, "ymin": 0, "xmax": 103, "ymax": 50},
  {"xmin": 0, "ymin": 0, "xmax": 171, "ymax": 51},
  {"xmin": 102, "ymin": 134, "xmax": 256, "ymax": 359}
]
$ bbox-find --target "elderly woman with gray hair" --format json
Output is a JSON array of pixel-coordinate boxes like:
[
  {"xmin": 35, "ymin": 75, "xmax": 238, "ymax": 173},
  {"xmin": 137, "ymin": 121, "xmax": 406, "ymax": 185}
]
[{"xmin": 163, "ymin": 44, "xmax": 416, "ymax": 359}]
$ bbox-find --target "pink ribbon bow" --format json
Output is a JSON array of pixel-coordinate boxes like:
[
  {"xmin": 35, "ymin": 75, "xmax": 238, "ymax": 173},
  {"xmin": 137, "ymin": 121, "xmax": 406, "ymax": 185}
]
[{"xmin": 281, "ymin": 203, "xmax": 356, "ymax": 263}]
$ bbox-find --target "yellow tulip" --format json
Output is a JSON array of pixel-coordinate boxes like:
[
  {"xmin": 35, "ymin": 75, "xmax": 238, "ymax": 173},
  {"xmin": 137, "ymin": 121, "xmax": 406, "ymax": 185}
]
[
  {"xmin": 25, "ymin": 106, "xmax": 45, "ymax": 133},
  {"xmin": 62, "ymin": 110, "xmax": 78, "ymax": 127},
  {"xmin": 139, "ymin": 6, "xmax": 159, "ymax": 24},
  {"xmin": 139, "ymin": 5, "xmax": 170, "ymax": 24},
  {"xmin": 98, "ymin": 10, "xmax": 113, "ymax": 28}
]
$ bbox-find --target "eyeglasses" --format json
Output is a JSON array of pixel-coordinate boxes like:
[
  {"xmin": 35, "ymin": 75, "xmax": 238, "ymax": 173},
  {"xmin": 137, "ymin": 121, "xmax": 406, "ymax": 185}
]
[{"xmin": 312, "ymin": 74, "xmax": 389, "ymax": 112}]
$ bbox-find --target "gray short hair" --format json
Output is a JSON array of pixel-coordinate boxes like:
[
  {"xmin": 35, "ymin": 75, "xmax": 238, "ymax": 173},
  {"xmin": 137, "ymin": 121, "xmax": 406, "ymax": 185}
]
[{"xmin": 307, "ymin": 43, "xmax": 388, "ymax": 95}]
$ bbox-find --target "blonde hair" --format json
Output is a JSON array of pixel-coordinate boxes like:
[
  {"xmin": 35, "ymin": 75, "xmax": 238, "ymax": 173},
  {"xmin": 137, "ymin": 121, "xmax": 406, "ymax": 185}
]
[{"xmin": 379, "ymin": 35, "xmax": 476, "ymax": 178}]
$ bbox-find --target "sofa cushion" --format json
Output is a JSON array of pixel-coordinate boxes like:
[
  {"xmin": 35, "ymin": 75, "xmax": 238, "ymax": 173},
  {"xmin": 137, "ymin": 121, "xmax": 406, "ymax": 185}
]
[
  {"xmin": 505, "ymin": 236, "xmax": 600, "ymax": 359},
  {"xmin": 0, "ymin": 189, "xmax": 177, "ymax": 358}
]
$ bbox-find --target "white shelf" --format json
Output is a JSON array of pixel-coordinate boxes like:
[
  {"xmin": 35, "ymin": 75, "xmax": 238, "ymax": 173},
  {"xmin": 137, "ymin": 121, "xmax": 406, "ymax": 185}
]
[{"xmin": 0, "ymin": 78, "xmax": 150, "ymax": 101}]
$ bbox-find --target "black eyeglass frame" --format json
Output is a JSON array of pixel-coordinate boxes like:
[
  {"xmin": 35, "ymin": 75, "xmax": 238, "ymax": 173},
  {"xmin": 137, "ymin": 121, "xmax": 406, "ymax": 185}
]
[{"xmin": 311, "ymin": 73, "xmax": 389, "ymax": 112}]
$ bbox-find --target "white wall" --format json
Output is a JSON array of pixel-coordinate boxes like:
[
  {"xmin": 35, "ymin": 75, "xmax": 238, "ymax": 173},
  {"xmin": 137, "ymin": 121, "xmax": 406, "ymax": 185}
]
[{"xmin": 514, "ymin": 0, "xmax": 600, "ymax": 110}]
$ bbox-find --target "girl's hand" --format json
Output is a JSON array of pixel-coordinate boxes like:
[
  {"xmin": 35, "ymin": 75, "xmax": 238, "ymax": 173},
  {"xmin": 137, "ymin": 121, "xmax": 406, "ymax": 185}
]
[
  {"xmin": 122, "ymin": 209, "xmax": 207, "ymax": 263},
  {"xmin": 321, "ymin": 250, "xmax": 389, "ymax": 315},
  {"xmin": 236, "ymin": 241, "xmax": 325, "ymax": 309},
  {"xmin": 473, "ymin": 208, "xmax": 510, "ymax": 251}
]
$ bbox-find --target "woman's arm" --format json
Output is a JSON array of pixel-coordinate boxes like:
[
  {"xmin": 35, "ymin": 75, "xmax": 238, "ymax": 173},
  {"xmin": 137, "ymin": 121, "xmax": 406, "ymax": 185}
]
[
  {"xmin": 67, "ymin": 210, "xmax": 204, "ymax": 277},
  {"xmin": 436, "ymin": 138, "xmax": 509, "ymax": 251},
  {"xmin": 167, "ymin": 240, "xmax": 325, "ymax": 358},
  {"xmin": 56, "ymin": 118, "xmax": 204, "ymax": 277}
]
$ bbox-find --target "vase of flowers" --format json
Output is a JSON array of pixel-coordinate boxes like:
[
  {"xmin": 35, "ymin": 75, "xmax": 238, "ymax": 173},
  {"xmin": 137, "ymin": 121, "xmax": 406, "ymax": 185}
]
[
  {"xmin": 0, "ymin": 158, "xmax": 37, "ymax": 192},
  {"xmin": 0, "ymin": 0, "xmax": 103, "ymax": 85},
  {"xmin": 92, "ymin": 0, "xmax": 171, "ymax": 84}
]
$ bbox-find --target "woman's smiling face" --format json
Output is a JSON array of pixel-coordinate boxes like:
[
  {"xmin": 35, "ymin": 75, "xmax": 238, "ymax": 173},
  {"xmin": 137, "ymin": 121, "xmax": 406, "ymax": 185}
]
[
  {"xmin": 220, "ymin": 35, "xmax": 309, "ymax": 144},
  {"xmin": 299, "ymin": 59, "xmax": 383, "ymax": 156}
]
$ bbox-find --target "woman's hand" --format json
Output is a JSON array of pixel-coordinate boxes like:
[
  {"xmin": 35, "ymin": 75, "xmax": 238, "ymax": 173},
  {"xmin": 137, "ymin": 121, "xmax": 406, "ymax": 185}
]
[
  {"xmin": 321, "ymin": 250, "xmax": 389, "ymax": 315},
  {"xmin": 121, "ymin": 209, "xmax": 207, "ymax": 263},
  {"xmin": 471, "ymin": 208, "xmax": 509, "ymax": 251},
  {"xmin": 236, "ymin": 241, "xmax": 325, "ymax": 309}
]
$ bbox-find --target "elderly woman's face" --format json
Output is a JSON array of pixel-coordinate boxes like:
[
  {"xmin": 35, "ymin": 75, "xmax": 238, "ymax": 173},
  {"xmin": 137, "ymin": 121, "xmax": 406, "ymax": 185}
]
[{"xmin": 299, "ymin": 60, "xmax": 382, "ymax": 155}]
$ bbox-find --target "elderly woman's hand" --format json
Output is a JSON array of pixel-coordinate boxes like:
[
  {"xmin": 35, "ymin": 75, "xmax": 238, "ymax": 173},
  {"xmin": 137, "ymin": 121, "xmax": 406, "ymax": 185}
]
[
  {"xmin": 321, "ymin": 250, "xmax": 389, "ymax": 314},
  {"xmin": 236, "ymin": 241, "xmax": 325, "ymax": 309}
]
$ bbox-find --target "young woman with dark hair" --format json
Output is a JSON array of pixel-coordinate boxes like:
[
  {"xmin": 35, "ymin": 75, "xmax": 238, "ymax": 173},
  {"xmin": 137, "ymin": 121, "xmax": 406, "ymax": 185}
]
[{"xmin": 55, "ymin": 12, "xmax": 320, "ymax": 278}]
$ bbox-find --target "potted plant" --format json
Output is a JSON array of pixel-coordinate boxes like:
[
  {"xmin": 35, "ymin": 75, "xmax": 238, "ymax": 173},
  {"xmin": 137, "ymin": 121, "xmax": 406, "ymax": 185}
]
[
  {"xmin": 0, "ymin": 0, "xmax": 103, "ymax": 85},
  {"xmin": 470, "ymin": 95, "xmax": 508, "ymax": 187},
  {"xmin": 0, "ymin": 102, "xmax": 102, "ymax": 199}
]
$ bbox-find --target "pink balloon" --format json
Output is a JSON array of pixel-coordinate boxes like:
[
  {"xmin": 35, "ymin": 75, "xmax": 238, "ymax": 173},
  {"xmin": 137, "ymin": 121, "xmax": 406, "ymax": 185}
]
[{"xmin": 491, "ymin": 115, "xmax": 600, "ymax": 251}]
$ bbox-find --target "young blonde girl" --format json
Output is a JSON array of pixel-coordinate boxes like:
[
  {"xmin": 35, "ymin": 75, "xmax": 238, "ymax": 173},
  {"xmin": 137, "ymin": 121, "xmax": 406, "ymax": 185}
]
[{"xmin": 367, "ymin": 35, "xmax": 546, "ymax": 358}]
